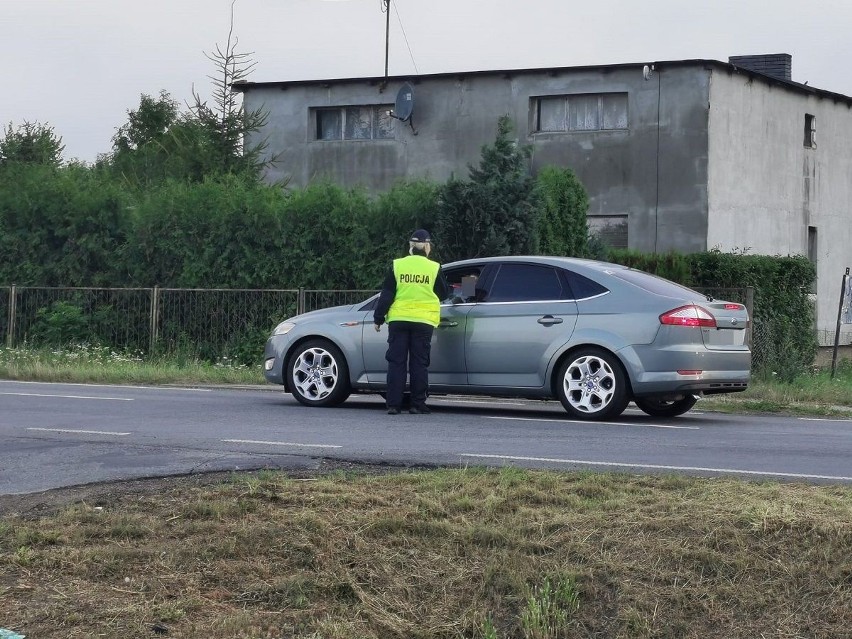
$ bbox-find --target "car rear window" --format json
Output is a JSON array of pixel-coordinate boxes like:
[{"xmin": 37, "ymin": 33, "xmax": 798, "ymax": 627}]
[{"xmin": 608, "ymin": 268, "xmax": 699, "ymax": 297}]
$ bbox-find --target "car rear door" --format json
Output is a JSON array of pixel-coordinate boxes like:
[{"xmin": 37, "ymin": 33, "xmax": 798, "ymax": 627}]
[{"xmin": 465, "ymin": 262, "xmax": 578, "ymax": 387}]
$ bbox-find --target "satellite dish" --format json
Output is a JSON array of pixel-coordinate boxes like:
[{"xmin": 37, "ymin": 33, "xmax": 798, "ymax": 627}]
[
  {"xmin": 388, "ymin": 82, "xmax": 418, "ymax": 134},
  {"xmin": 392, "ymin": 83, "xmax": 414, "ymax": 122}
]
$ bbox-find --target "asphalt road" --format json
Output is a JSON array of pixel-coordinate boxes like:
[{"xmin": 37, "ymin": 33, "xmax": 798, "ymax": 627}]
[{"xmin": 1, "ymin": 380, "xmax": 851, "ymax": 495}]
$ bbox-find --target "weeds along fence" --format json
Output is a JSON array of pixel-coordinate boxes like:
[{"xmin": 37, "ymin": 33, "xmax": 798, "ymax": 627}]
[{"xmin": 1, "ymin": 286, "xmax": 378, "ymax": 363}]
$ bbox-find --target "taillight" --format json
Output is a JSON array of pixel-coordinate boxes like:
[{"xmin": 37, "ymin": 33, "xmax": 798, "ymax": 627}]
[
  {"xmin": 724, "ymin": 303, "xmax": 744, "ymax": 311},
  {"xmin": 659, "ymin": 305, "xmax": 717, "ymax": 328}
]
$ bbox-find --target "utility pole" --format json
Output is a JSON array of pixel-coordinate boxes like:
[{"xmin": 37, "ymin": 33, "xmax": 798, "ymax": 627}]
[{"xmin": 383, "ymin": 0, "xmax": 391, "ymax": 88}]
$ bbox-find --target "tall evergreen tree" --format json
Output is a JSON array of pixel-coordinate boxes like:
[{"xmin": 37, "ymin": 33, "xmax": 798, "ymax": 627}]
[
  {"xmin": 186, "ymin": 0, "xmax": 272, "ymax": 180},
  {"xmin": 0, "ymin": 121, "xmax": 65, "ymax": 167},
  {"xmin": 102, "ymin": 1, "xmax": 271, "ymax": 188},
  {"xmin": 434, "ymin": 115, "xmax": 538, "ymax": 262},
  {"xmin": 534, "ymin": 166, "xmax": 590, "ymax": 257}
]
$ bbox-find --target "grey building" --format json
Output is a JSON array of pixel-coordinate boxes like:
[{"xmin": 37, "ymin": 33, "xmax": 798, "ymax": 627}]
[{"xmin": 234, "ymin": 54, "xmax": 852, "ymax": 344}]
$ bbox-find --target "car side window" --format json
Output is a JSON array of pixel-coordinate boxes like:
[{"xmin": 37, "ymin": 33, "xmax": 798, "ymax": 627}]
[
  {"xmin": 562, "ymin": 270, "xmax": 609, "ymax": 300},
  {"xmin": 486, "ymin": 264, "xmax": 564, "ymax": 302},
  {"xmin": 442, "ymin": 266, "xmax": 485, "ymax": 303}
]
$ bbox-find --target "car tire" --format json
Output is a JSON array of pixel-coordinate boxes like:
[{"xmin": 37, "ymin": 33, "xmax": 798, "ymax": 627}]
[
  {"xmin": 556, "ymin": 348, "xmax": 630, "ymax": 421},
  {"xmin": 286, "ymin": 339, "xmax": 351, "ymax": 407},
  {"xmin": 634, "ymin": 395, "xmax": 698, "ymax": 418}
]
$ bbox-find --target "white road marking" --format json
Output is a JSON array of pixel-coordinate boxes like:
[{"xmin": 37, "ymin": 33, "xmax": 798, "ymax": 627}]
[
  {"xmin": 482, "ymin": 415, "xmax": 699, "ymax": 430},
  {"xmin": 459, "ymin": 453, "xmax": 852, "ymax": 482},
  {"xmin": 434, "ymin": 398, "xmax": 526, "ymax": 406},
  {"xmin": 222, "ymin": 439, "xmax": 342, "ymax": 449},
  {"xmin": 625, "ymin": 407, "xmax": 705, "ymax": 416},
  {"xmin": 0, "ymin": 380, "xmax": 210, "ymax": 392},
  {"xmin": 1, "ymin": 391, "xmax": 133, "ymax": 401},
  {"xmin": 27, "ymin": 427, "xmax": 130, "ymax": 436},
  {"xmin": 799, "ymin": 417, "xmax": 852, "ymax": 423}
]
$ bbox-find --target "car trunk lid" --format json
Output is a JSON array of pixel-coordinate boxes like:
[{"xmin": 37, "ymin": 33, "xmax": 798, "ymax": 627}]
[{"xmin": 700, "ymin": 302, "xmax": 750, "ymax": 350}]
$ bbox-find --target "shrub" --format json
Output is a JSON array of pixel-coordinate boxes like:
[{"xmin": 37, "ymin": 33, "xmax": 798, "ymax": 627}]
[{"xmin": 534, "ymin": 166, "xmax": 590, "ymax": 257}]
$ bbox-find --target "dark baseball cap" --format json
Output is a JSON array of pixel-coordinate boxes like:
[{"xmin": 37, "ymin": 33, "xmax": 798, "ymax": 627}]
[{"xmin": 410, "ymin": 229, "xmax": 431, "ymax": 242}]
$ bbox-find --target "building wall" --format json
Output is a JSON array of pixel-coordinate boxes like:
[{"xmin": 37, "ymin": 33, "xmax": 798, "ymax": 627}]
[
  {"xmin": 707, "ymin": 71, "xmax": 852, "ymax": 342},
  {"xmin": 241, "ymin": 65, "xmax": 712, "ymax": 253}
]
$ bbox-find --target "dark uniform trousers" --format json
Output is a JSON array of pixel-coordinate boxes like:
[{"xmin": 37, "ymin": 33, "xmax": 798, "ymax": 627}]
[{"xmin": 385, "ymin": 320, "xmax": 434, "ymax": 409}]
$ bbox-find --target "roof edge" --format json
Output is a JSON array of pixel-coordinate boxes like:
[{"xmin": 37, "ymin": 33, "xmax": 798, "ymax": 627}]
[{"xmin": 230, "ymin": 58, "xmax": 852, "ymax": 105}]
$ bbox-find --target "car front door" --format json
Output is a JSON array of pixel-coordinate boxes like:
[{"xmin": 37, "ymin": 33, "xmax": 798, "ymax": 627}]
[
  {"xmin": 465, "ymin": 262, "xmax": 579, "ymax": 387},
  {"xmin": 361, "ymin": 264, "xmax": 483, "ymax": 385}
]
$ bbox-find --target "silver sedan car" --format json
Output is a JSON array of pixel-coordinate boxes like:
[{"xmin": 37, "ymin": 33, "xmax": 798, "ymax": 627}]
[{"xmin": 263, "ymin": 256, "xmax": 751, "ymax": 420}]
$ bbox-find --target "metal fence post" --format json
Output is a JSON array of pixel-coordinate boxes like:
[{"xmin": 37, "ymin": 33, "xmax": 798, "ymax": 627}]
[
  {"xmin": 298, "ymin": 287, "xmax": 305, "ymax": 316},
  {"xmin": 6, "ymin": 285, "xmax": 15, "ymax": 348},
  {"xmin": 150, "ymin": 286, "xmax": 160, "ymax": 354},
  {"xmin": 830, "ymin": 268, "xmax": 850, "ymax": 379},
  {"xmin": 745, "ymin": 286, "xmax": 755, "ymax": 347}
]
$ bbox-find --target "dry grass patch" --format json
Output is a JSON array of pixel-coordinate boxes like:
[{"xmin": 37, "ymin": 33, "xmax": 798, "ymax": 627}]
[{"xmin": 1, "ymin": 468, "xmax": 850, "ymax": 638}]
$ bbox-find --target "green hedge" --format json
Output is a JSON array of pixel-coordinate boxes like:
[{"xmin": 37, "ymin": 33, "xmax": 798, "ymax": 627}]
[{"xmin": 0, "ymin": 163, "xmax": 818, "ymax": 375}]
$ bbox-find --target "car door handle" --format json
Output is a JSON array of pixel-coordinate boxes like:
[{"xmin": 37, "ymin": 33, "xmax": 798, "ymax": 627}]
[
  {"xmin": 537, "ymin": 315, "xmax": 563, "ymax": 326},
  {"xmin": 439, "ymin": 320, "xmax": 458, "ymax": 327}
]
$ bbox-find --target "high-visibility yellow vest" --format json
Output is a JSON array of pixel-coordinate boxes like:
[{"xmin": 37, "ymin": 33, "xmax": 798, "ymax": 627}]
[{"xmin": 386, "ymin": 255, "xmax": 441, "ymax": 327}]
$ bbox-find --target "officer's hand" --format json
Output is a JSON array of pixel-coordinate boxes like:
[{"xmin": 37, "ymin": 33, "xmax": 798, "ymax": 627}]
[{"xmin": 374, "ymin": 324, "xmax": 381, "ymax": 332}]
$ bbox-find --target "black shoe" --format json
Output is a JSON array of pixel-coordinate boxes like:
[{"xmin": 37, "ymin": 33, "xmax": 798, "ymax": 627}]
[
  {"xmin": 409, "ymin": 405, "xmax": 431, "ymax": 414},
  {"xmin": 387, "ymin": 407, "xmax": 401, "ymax": 415}
]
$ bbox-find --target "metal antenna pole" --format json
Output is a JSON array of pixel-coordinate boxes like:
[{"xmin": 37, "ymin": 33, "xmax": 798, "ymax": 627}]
[{"xmin": 384, "ymin": 0, "xmax": 391, "ymax": 82}]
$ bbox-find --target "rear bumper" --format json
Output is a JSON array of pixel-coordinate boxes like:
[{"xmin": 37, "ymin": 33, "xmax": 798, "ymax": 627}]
[{"xmin": 625, "ymin": 343, "xmax": 751, "ymax": 396}]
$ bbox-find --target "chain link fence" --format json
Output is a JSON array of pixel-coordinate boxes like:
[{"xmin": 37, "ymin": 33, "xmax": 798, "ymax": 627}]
[
  {"xmin": 0, "ymin": 286, "xmax": 8, "ymax": 348},
  {"xmin": 3, "ymin": 286, "xmax": 153, "ymax": 352},
  {"xmin": 5, "ymin": 283, "xmax": 846, "ymax": 368},
  {"xmin": 817, "ymin": 328, "xmax": 852, "ymax": 346},
  {"xmin": 1, "ymin": 286, "xmax": 379, "ymax": 362}
]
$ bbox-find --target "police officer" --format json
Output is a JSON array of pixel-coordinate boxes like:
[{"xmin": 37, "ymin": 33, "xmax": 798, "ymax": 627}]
[{"xmin": 373, "ymin": 229, "xmax": 448, "ymax": 415}]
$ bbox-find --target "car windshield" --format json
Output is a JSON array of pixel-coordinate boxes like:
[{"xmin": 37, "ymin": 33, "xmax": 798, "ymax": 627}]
[{"xmin": 358, "ymin": 294, "xmax": 380, "ymax": 311}]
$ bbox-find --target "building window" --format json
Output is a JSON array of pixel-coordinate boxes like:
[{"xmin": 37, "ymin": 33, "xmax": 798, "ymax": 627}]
[
  {"xmin": 804, "ymin": 113, "xmax": 816, "ymax": 148},
  {"xmin": 588, "ymin": 214, "xmax": 628, "ymax": 248},
  {"xmin": 534, "ymin": 93, "xmax": 628, "ymax": 132},
  {"xmin": 314, "ymin": 105, "xmax": 394, "ymax": 141}
]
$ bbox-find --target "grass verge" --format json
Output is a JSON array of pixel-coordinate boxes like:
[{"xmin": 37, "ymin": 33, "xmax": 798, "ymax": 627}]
[
  {"xmin": 1, "ymin": 468, "xmax": 850, "ymax": 638},
  {"xmin": 0, "ymin": 344, "xmax": 263, "ymax": 386}
]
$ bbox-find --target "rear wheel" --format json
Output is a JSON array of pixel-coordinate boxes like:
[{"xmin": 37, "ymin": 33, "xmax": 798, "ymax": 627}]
[
  {"xmin": 556, "ymin": 348, "xmax": 630, "ymax": 421},
  {"xmin": 286, "ymin": 339, "xmax": 351, "ymax": 407},
  {"xmin": 634, "ymin": 395, "xmax": 698, "ymax": 418}
]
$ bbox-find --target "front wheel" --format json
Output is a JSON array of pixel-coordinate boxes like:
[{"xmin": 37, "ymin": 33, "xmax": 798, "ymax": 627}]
[
  {"xmin": 634, "ymin": 395, "xmax": 698, "ymax": 418},
  {"xmin": 556, "ymin": 348, "xmax": 630, "ymax": 421},
  {"xmin": 286, "ymin": 339, "xmax": 351, "ymax": 407}
]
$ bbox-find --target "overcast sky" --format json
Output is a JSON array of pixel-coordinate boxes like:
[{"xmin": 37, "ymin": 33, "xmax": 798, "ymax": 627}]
[{"xmin": 5, "ymin": 0, "xmax": 851, "ymax": 163}]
